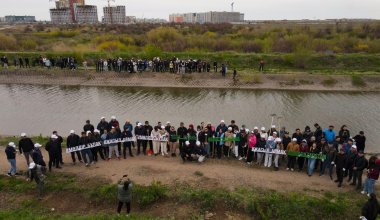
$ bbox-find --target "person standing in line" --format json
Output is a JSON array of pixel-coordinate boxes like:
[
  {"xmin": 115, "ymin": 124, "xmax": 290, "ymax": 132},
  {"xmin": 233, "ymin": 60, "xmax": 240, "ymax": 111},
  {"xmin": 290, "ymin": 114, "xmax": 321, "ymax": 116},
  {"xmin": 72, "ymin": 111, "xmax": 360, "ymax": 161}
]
[
  {"xmin": 335, "ymin": 148, "xmax": 347, "ymax": 187},
  {"xmin": 67, "ymin": 130, "xmax": 83, "ymax": 165},
  {"xmin": 52, "ymin": 131, "xmax": 64, "ymax": 165},
  {"xmin": 107, "ymin": 127, "xmax": 120, "ymax": 160},
  {"xmin": 286, "ymin": 138, "xmax": 299, "ymax": 171},
  {"xmin": 32, "ymin": 143, "xmax": 46, "ymax": 167},
  {"xmin": 117, "ymin": 175, "xmax": 133, "ymax": 217},
  {"xmin": 168, "ymin": 126, "xmax": 178, "ymax": 157},
  {"xmin": 18, "ymin": 133, "xmax": 34, "ymax": 166},
  {"xmin": 45, "ymin": 135, "xmax": 62, "ymax": 172},
  {"xmin": 83, "ymin": 120, "xmax": 95, "ymax": 133},
  {"xmin": 350, "ymin": 151, "xmax": 368, "ymax": 190},
  {"xmin": 264, "ymin": 136, "xmax": 276, "ymax": 168},
  {"xmin": 307, "ymin": 143, "xmax": 320, "ymax": 176},
  {"xmin": 80, "ymin": 131, "xmax": 94, "ymax": 166},
  {"xmin": 97, "ymin": 117, "xmax": 109, "ymax": 135},
  {"xmin": 151, "ymin": 126, "xmax": 160, "ymax": 156},
  {"xmin": 93, "ymin": 129, "xmax": 106, "ymax": 161},
  {"xmin": 273, "ymin": 138, "xmax": 283, "ymax": 171},
  {"xmin": 354, "ymin": 131, "xmax": 367, "ymax": 152},
  {"xmin": 144, "ymin": 121, "xmax": 153, "ymax": 152},
  {"xmin": 121, "ymin": 127, "xmax": 134, "ymax": 159},
  {"xmin": 5, "ymin": 142, "xmax": 18, "ymax": 177},
  {"xmin": 159, "ymin": 126, "xmax": 169, "ymax": 157}
]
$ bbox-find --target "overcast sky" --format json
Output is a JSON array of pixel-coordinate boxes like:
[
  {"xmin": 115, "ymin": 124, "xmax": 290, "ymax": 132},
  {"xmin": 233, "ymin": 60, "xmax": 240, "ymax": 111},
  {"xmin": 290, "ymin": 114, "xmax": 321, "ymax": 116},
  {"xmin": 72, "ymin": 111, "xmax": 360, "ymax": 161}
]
[{"xmin": 1, "ymin": 0, "xmax": 379, "ymax": 21}]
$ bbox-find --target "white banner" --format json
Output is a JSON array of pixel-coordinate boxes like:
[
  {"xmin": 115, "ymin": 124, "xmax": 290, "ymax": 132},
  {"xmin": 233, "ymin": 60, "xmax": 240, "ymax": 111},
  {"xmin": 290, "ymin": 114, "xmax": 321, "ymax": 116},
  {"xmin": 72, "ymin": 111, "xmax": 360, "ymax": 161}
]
[
  {"xmin": 252, "ymin": 148, "xmax": 287, "ymax": 155},
  {"xmin": 66, "ymin": 141, "xmax": 102, "ymax": 153}
]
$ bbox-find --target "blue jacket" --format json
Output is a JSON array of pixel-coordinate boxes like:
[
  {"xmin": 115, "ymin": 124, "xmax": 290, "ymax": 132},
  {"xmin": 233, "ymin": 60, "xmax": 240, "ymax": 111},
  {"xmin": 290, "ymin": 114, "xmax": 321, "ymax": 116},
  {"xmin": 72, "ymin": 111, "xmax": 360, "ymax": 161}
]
[
  {"xmin": 266, "ymin": 140, "xmax": 276, "ymax": 149},
  {"xmin": 324, "ymin": 129, "xmax": 336, "ymax": 143}
]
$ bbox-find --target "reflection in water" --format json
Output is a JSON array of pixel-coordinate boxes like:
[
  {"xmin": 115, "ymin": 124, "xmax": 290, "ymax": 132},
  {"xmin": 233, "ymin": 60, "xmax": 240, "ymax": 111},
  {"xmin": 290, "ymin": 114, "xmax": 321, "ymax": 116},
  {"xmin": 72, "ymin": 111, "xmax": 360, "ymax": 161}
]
[{"xmin": 1, "ymin": 84, "xmax": 380, "ymax": 152}]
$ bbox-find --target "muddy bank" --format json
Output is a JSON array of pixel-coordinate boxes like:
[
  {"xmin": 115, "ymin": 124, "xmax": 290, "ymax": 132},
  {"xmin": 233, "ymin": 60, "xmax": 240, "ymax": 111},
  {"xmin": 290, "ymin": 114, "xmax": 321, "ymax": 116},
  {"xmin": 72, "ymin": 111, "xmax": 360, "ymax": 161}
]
[{"xmin": 0, "ymin": 69, "xmax": 379, "ymax": 92}]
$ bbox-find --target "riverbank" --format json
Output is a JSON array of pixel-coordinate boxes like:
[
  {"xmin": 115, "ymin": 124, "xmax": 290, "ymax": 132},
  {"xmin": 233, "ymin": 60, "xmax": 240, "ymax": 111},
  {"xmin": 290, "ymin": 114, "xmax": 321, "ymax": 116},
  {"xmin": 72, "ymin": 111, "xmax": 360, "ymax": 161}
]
[
  {"xmin": 0, "ymin": 69, "xmax": 380, "ymax": 92},
  {"xmin": 0, "ymin": 145, "xmax": 371, "ymax": 220}
]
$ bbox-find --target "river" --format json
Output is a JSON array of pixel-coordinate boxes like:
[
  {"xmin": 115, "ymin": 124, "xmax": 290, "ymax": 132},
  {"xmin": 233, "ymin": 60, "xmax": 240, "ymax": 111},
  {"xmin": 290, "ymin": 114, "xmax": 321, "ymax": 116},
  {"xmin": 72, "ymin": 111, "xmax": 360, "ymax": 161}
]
[{"xmin": 1, "ymin": 84, "xmax": 379, "ymax": 152}]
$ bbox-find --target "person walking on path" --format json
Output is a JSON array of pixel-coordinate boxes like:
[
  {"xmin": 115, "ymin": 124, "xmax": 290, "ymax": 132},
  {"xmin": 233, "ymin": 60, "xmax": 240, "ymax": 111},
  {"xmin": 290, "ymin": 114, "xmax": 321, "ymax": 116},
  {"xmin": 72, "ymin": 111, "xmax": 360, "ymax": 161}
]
[{"xmin": 18, "ymin": 133, "xmax": 34, "ymax": 166}]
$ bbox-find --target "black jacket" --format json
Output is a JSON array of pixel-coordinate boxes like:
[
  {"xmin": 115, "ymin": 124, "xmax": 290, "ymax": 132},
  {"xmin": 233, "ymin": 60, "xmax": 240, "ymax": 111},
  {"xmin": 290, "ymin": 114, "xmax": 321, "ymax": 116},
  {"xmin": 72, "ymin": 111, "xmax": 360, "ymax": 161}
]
[
  {"xmin": 19, "ymin": 137, "xmax": 34, "ymax": 153},
  {"xmin": 45, "ymin": 139, "xmax": 60, "ymax": 154},
  {"xmin": 354, "ymin": 135, "xmax": 366, "ymax": 151},
  {"xmin": 362, "ymin": 198, "xmax": 380, "ymax": 220},
  {"xmin": 83, "ymin": 124, "xmax": 95, "ymax": 133},
  {"xmin": 135, "ymin": 126, "xmax": 147, "ymax": 136},
  {"xmin": 177, "ymin": 127, "xmax": 188, "ymax": 138},
  {"xmin": 97, "ymin": 121, "xmax": 109, "ymax": 134},
  {"xmin": 354, "ymin": 155, "xmax": 368, "ymax": 171},
  {"xmin": 335, "ymin": 153, "xmax": 347, "ymax": 169},
  {"xmin": 67, "ymin": 134, "xmax": 80, "ymax": 148},
  {"xmin": 5, "ymin": 146, "xmax": 16, "ymax": 159},
  {"xmin": 32, "ymin": 149, "xmax": 46, "ymax": 167}
]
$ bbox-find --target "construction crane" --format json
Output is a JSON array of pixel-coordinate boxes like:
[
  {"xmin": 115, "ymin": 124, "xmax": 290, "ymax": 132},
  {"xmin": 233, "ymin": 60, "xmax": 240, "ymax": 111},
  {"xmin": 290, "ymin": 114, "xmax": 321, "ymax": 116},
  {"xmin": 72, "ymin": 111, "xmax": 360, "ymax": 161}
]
[
  {"xmin": 105, "ymin": 0, "xmax": 116, "ymax": 24},
  {"xmin": 231, "ymin": 2, "xmax": 234, "ymax": 12}
]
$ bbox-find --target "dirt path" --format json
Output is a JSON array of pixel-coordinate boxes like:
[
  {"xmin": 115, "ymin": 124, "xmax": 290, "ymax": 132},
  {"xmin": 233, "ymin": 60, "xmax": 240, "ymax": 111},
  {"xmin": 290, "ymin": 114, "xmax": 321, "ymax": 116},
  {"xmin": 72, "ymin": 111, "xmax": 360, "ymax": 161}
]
[
  {"xmin": 0, "ymin": 148, "xmax": 359, "ymax": 194},
  {"xmin": 0, "ymin": 70, "xmax": 379, "ymax": 92}
]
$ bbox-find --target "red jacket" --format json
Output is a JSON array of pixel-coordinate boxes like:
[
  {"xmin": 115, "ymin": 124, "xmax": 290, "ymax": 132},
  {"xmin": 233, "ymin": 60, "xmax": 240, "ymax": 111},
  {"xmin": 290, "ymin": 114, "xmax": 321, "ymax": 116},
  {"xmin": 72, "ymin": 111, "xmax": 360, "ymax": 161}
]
[
  {"xmin": 248, "ymin": 135, "xmax": 257, "ymax": 148},
  {"xmin": 368, "ymin": 168, "xmax": 380, "ymax": 180}
]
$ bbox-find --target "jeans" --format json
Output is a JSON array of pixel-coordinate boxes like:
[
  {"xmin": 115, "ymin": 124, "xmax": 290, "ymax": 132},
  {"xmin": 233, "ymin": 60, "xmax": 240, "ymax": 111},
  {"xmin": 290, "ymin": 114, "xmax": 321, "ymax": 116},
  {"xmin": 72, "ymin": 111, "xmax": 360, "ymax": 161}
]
[
  {"xmin": 264, "ymin": 153, "xmax": 273, "ymax": 167},
  {"xmin": 319, "ymin": 159, "xmax": 329, "ymax": 176},
  {"xmin": 364, "ymin": 178, "xmax": 376, "ymax": 194},
  {"xmin": 204, "ymin": 143, "xmax": 210, "ymax": 156},
  {"xmin": 8, "ymin": 159, "xmax": 16, "ymax": 175},
  {"xmin": 108, "ymin": 145, "xmax": 119, "ymax": 159},
  {"xmin": 81, "ymin": 149, "xmax": 93, "ymax": 164},
  {"xmin": 23, "ymin": 151, "xmax": 32, "ymax": 166},
  {"xmin": 308, "ymin": 159, "xmax": 316, "ymax": 176}
]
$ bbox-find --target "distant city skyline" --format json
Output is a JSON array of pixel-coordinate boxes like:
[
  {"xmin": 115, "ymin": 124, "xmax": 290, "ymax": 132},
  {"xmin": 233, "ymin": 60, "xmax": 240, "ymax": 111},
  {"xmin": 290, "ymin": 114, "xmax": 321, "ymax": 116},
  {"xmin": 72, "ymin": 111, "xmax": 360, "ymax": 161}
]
[{"xmin": 0, "ymin": 0, "xmax": 380, "ymax": 21}]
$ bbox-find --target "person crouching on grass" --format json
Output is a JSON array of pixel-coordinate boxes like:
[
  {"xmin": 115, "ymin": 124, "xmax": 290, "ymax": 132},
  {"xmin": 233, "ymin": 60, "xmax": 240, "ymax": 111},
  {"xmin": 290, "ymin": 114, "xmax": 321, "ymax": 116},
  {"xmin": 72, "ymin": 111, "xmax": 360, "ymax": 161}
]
[
  {"xmin": 117, "ymin": 175, "xmax": 133, "ymax": 217},
  {"xmin": 27, "ymin": 162, "xmax": 46, "ymax": 199}
]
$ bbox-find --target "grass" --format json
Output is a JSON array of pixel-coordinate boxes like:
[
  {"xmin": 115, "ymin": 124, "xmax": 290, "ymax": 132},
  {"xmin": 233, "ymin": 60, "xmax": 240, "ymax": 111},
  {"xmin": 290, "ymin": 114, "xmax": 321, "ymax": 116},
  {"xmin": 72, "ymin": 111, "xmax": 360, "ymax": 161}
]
[
  {"xmin": 321, "ymin": 77, "xmax": 338, "ymax": 87},
  {"xmin": 352, "ymin": 75, "xmax": 367, "ymax": 87},
  {"xmin": 299, "ymin": 79, "xmax": 314, "ymax": 85},
  {"xmin": 0, "ymin": 172, "xmax": 368, "ymax": 220},
  {"xmin": 193, "ymin": 171, "xmax": 204, "ymax": 177}
]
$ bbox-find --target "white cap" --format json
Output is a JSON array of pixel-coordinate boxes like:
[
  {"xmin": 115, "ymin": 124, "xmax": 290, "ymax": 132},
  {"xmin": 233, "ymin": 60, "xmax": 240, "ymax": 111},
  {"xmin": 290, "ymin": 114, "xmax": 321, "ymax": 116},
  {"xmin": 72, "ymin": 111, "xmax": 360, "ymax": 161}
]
[
  {"xmin": 254, "ymin": 127, "xmax": 259, "ymax": 130},
  {"xmin": 261, "ymin": 127, "xmax": 266, "ymax": 131},
  {"xmin": 29, "ymin": 162, "xmax": 36, "ymax": 169},
  {"xmin": 228, "ymin": 127, "xmax": 233, "ymax": 131},
  {"xmin": 111, "ymin": 116, "xmax": 116, "ymax": 120},
  {"xmin": 260, "ymin": 134, "xmax": 266, "ymax": 139},
  {"xmin": 86, "ymin": 131, "xmax": 91, "ymax": 135},
  {"xmin": 352, "ymin": 145, "xmax": 357, "ymax": 149},
  {"xmin": 70, "ymin": 130, "xmax": 75, "ymax": 134},
  {"xmin": 271, "ymin": 125, "xmax": 276, "ymax": 128},
  {"xmin": 292, "ymin": 138, "xmax": 297, "ymax": 142},
  {"xmin": 196, "ymin": 141, "xmax": 201, "ymax": 146},
  {"xmin": 275, "ymin": 138, "xmax": 282, "ymax": 142},
  {"xmin": 34, "ymin": 143, "xmax": 42, "ymax": 148},
  {"xmin": 137, "ymin": 123, "xmax": 142, "ymax": 126},
  {"xmin": 273, "ymin": 132, "xmax": 278, "ymax": 135},
  {"xmin": 221, "ymin": 120, "xmax": 225, "ymax": 123},
  {"xmin": 185, "ymin": 141, "xmax": 190, "ymax": 146},
  {"xmin": 101, "ymin": 116, "xmax": 105, "ymax": 120},
  {"xmin": 51, "ymin": 135, "xmax": 58, "ymax": 139},
  {"xmin": 166, "ymin": 121, "xmax": 171, "ymax": 124},
  {"xmin": 245, "ymin": 129, "xmax": 249, "ymax": 133},
  {"xmin": 8, "ymin": 142, "xmax": 16, "ymax": 147},
  {"xmin": 21, "ymin": 133, "xmax": 26, "ymax": 137},
  {"xmin": 111, "ymin": 126, "xmax": 115, "ymax": 129},
  {"xmin": 302, "ymin": 139, "xmax": 307, "ymax": 143},
  {"xmin": 161, "ymin": 126, "xmax": 165, "ymax": 129},
  {"xmin": 268, "ymin": 136, "xmax": 274, "ymax": 141},
  {"xmin": 94, "ymin": 129, "xmax": 100, "ymax": 133}
]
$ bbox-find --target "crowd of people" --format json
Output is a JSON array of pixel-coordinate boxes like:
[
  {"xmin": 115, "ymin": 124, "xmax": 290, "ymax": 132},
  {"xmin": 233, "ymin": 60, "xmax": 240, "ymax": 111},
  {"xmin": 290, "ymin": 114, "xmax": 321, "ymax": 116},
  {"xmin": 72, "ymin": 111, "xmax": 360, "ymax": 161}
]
[
  {"xmin": 1, "ymin": 55, "xmax": 78, "ymax": 70},
  {"xmin": 3, "ymin": 117, "xmax": 379, "ymax": 219}
]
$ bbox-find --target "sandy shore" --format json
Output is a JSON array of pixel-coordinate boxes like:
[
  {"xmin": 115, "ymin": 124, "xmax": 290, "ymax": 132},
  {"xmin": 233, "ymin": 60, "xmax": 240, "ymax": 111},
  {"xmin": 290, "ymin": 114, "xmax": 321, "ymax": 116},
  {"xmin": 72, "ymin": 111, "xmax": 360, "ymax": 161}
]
[{"xmin": 0, "ymin": 69, "xmax": 379, "ymax": 92}]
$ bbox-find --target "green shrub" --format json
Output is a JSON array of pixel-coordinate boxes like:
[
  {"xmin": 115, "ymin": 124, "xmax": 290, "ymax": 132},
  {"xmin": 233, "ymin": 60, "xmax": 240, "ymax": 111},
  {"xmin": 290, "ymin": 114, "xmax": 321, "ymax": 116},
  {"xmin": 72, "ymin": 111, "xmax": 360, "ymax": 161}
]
[
  {"xmin": 352, "ymin": 75, "xmax": 366, "ymax": 87},
  {"xmin": 134, "ymin": 181, "xmax": 168, "ymax": 207},
  {"xmin": 321, "ymin": 77, "xmax": 338, "ymax": 86}
]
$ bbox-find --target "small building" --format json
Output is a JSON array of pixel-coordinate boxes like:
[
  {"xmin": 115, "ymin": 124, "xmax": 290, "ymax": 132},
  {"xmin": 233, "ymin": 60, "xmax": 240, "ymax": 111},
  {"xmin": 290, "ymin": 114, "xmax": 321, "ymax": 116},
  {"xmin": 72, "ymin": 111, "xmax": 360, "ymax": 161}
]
[
  {"xmin": 50, "ymin": 8, "xmax": 73, "ymax": 24},
  {"xmin": 4, "ymin": 15, "xmax": 36, "ymax": 23},
  {"xmin": 103, "ymin": 6, "xmax": 126, "ymax": 24},
  {"xmin": 75, "ymin": 5, "xmax": 98, "ymax": 24},
  {"xmin": 0, "ymin": 17, "xmax": 5, "ymax": 23}
]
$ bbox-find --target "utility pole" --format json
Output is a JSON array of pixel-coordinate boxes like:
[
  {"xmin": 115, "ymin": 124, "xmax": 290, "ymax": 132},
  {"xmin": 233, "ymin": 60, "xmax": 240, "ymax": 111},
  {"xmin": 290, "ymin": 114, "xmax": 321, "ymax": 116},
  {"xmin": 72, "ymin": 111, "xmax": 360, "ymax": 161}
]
[{"xmin": 231, "ymin": 2, "xmax": 234, "ymax": 12}]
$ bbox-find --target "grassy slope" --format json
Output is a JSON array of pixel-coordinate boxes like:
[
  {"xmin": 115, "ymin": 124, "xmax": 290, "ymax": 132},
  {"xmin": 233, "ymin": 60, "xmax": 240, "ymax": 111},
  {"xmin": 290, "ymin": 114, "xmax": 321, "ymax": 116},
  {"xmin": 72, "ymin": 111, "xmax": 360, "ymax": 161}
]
[{"xmin": 0, "ymin": 171, "xmax": 367, "ymax": 220}]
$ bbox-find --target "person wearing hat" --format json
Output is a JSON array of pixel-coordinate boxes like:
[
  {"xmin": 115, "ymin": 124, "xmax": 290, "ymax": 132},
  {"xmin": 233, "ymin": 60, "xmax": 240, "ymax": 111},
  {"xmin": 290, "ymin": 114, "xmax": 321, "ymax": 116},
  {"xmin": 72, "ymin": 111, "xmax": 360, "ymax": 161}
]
[
  {"xmin": 181, "ymin": 141, "xmax": 193, "ymax": 162},
  {"xmin": 351, "ymin": 150, "xmax": 368, "ymax": 190},
  {"xmin": 107, "ymin": 127, "xmax": 120, "ymax": 160},
  {"xmin": 334, "ymin": 147, "xmax": 348, "ymax": 187},
  {"xmin": 223, "ymin": 127, "xmax": 234, "ymax": 157},
  {"xmin": 135, "ymin": 122, "xmax": 148, "ymax": 156},
  {"xmin": 18, "ymin": 133, "xmax": 35, "ymax": 166},
  {"xmin": 109, "ymin": 116, "xmax": 120, "ymax": 130},
  {"xmin": 117, "ymin": 175, "xmax": 133, "ymax": 216},
  {"xmin": 286, "ymin": 138, "xmax": 300, "ymax": 171},
  {"xmin": 92, "ymin": 129, "xmax": 106, "ymax": 162},
  {"xmin": 216, "ymin": 120, "xmax": 227, "ymax": 134},
  {"xmin": 151, "ymin": 126, "xmax": 161, "ymax": 156},
  {"xmin": 255, "ymin": 134, "xmax": 267, "ymax": 165},
  {"xmin": 27, "ymin": 162, "xmax": 46, "ymax": 198},
  {"xmin": 32, "ymin": 143, "xmax": 46, "ymax": 167},
  {"xmin": 264, "ymin": 136, "xmax": 276, "ymax": 168},
  {"xmin": 273, "ymin": 138, "xmax": 283, "ymax": 171},
  {"xmin": 45, "ymin": 135, "xmax": 62, "ymax": 171},
  {"xmin": 267, "ymin": 125, "xmax": 277, "ymax": 137},
  {"xmin": 346, "ymin": 145, "xmax": 358, "ymax": 181},
  {"xmin": 260, "ymin": 127, "xmax": 268, "ymax": 140},
  {"xmin": 354, "ymin": 131, "xmax": 367, "ymax": 152},
  {"xmin": 52, "ymin": 131, "xmax": 64, "ymax": 166},
  {"xmin": 67, "ymin": 130, "xmax": 83, "ymax": 165},
  {"xmin": 97, "ymin": 117, "xmax": 109, "ymax": 135},
  {"xmin": 159, "ymin": 126, "xmax": 169, "ymax": 157},
  {"xmin": 193, "ymin": 141, "xmax": 207, "ymax": 163},
  {"xmin": 298, "ymin": 139, "xmax": 309, "ymax": 172},
  {"xmin": 83, "ymin": 120, "xmax": 95, "ymax": 133},
  {"xmin": 5, "ymin": 142, "xmax": 18, "ymax": 177}
]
